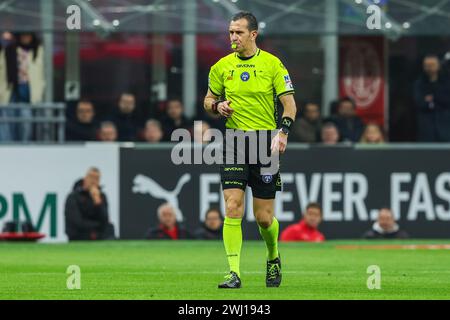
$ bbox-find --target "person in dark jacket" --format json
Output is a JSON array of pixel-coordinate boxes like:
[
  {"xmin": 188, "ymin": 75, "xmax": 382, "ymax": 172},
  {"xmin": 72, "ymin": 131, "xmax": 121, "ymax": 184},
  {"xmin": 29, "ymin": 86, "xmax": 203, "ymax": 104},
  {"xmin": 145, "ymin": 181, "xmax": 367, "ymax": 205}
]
[
  {"xmin": 142, "ymin": 119, "xmax": 163, "ymax": 143},
  {"xmin": 65, "ymin": 167, "xmax": 115, "ymax": 241},
  {"xmin": 160, "ymin": 98, "xmax": 192, "ymax": 141},
  {"xmin": 66, "ymin": 100, "xmax": 98, "ymax": 141},
  {"xmin": 146, "ymin": 203, "xmax": 191, "ymax": 240},
  {"xmin": 290, "ymin": 102, "xmax": 322, "ymax": 143},
  {"xmin": 362, "ymin": 208, "xmax": 409, "ymax": 239},
  {"xmin": 413, "ymin": 54, "xmax": 450, "ymax": 142},
  {"xmin": 194, "ymin": 208, "xmax": 223, "ymax": 240},
  {"xmin": 109, "ymin": 92, "xmax": 141, "ymax": 141},
  {"xmin": 329, "ymin": 97, "xmax": 364, "ymax": 143}
]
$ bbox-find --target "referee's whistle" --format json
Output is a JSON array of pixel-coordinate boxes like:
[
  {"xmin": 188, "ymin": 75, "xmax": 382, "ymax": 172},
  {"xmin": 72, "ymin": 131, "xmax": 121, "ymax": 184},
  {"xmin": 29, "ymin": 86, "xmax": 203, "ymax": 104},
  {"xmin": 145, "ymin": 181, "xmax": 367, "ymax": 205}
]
[{"xmin": 231, "ymin": 43, "xmax": 237, "ymax": 49}]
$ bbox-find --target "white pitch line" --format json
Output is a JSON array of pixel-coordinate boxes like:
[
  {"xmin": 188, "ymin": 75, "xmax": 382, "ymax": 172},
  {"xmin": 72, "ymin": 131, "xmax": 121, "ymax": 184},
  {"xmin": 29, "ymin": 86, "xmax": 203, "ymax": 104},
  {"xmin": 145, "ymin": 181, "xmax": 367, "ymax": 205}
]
[{"xmin": 12, "ymin": 270, "xmax": 450, "ymax": 276}]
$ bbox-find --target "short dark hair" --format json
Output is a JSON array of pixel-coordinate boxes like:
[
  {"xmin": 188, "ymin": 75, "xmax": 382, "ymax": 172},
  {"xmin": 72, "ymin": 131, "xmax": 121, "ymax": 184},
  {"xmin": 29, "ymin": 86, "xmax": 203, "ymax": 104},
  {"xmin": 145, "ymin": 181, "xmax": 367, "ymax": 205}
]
[
  {"xmin": 77, "ymin": 99, "xmax": 94, "ymax": 109},
  {"xmin": 322, "ymin": 121, "xmax": 338, "ymax": 130},
  {"xmin": 339, "ymin": 96, "xmax": 356, "ymax": 109},
  {"xmin": 424, "ymin": 54, "xmax": 440, "ymax": 61},
  {"xmin": 231, "ymin": 11, "xmax": 258, "ymax": 31},
  {"xmin": 145, "ymin": 118, "xmax": 162, "ymax": 130},
  {"xmin": 205, "ymin": 207, "xmax": 223, "ymax": 220},
  {"xmin": 167, "ymin": 97, "xmax": 182, "ymax": 104},
  {"xmin": 379, "ymin": 207, "xmax": 393, "ymax": 216},
  {"xmin": 306, "ymin": 202, "xmax": 322, "ymax": 214},
  {"xmin": 304, "ymin": 102, "xmax": 319, "ymax": 112},
  {"xmin": 100, "ymin": 121, "xmax": 116, "ymax": 130},
  {"xmin": 78, "ymin": 98, "xmax": 93, "ymax": 105},
  {"xmin": 120, "ymin": 92, "xmax": 135, "ymax": 99}
]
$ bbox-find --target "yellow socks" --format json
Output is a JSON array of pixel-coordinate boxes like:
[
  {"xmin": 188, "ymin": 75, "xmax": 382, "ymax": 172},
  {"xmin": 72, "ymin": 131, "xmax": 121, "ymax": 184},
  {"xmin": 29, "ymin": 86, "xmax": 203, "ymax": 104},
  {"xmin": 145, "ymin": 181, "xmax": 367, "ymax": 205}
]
[
  {"xmin": 223, "ymin": 217, "xmax": 243, "ymax": 277},
  {"xmin": 258, "ymin": 217, "xmax": 279, "ymax": 261}
]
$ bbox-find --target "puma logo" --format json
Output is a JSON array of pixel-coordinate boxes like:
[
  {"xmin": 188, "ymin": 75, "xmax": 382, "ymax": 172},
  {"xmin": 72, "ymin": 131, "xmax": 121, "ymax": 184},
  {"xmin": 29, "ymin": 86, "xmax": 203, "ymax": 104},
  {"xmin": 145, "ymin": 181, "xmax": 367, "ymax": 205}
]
[{"xmin": 132, "ymin": 173, "xmax": 191, "ymax": 222}]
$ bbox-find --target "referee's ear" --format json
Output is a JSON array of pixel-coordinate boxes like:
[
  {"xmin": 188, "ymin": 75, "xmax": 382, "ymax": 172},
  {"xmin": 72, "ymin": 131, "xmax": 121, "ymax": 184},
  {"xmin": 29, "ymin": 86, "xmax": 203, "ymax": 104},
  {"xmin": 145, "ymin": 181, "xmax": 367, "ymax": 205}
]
[{"xmin": 251, "ymin": 30, "xmax": 258, "ymax": 41}]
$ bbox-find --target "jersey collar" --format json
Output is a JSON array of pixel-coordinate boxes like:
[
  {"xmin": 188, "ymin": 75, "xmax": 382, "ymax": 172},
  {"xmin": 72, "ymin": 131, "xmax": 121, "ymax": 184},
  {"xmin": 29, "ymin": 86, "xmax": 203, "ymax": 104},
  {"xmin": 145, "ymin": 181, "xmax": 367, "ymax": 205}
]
[{"xmin": 235, "ymin": 48, "xmax": 260, "ymax": 61}]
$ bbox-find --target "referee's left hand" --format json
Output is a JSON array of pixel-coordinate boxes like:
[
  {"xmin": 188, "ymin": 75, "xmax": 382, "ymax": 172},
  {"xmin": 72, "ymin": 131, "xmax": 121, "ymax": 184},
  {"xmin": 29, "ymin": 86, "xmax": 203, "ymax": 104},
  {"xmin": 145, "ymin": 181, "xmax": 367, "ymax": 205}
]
[{"xmin": 271, "ymin": 130, "xmax": 288, "ymax": 154}]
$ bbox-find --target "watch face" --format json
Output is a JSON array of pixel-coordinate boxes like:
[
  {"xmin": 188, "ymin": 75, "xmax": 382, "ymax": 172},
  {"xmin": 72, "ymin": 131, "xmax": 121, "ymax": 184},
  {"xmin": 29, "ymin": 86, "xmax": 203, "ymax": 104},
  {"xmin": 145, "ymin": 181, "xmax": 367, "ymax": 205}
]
[{"xmin": 281, "ymin": 128, "xmax": 289, "ymax": 135}]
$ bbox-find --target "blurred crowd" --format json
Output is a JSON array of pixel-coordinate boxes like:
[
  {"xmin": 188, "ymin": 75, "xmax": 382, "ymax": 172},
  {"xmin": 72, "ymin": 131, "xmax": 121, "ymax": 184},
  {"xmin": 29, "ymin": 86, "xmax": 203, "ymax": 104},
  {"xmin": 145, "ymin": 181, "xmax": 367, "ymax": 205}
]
[
  {"xmin": 63, "ymin": 93, "xmax": 387, "ymax": 145},
  {"xmin": 1, "ymin": 32, "xmax": 450, "ymax": 144},
  {"xmin": 63, "ymin": 92, "xmax": 395, "ymax": 146}
]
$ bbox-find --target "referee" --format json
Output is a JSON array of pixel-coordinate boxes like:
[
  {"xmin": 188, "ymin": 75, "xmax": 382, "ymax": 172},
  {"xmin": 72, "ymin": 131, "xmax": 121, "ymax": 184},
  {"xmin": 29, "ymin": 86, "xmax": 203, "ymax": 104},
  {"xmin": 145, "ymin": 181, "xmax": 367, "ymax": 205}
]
[{"xmin": 204, "ymin": 12, "xmax": 297, "ymax": 288}]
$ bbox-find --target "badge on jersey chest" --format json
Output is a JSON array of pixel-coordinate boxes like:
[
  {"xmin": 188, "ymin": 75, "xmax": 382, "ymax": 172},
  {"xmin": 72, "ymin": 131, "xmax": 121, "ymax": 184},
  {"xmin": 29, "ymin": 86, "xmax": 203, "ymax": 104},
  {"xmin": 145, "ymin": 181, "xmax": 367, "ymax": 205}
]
[{"xmin": 240, "ymin": 72, "xmax": 250, "ymax": 82}]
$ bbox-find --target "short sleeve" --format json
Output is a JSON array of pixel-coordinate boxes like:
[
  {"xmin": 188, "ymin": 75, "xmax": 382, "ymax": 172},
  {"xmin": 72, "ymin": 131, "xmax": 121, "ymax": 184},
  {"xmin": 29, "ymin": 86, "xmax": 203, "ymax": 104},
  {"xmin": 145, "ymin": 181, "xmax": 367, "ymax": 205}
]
[
  {"xmin": 273, "ymin": 59, "xmax": 295, "ymax": 98},
  {"xmin": 208, "ymin": 63, "xmax": 224, "ymax": 97}
]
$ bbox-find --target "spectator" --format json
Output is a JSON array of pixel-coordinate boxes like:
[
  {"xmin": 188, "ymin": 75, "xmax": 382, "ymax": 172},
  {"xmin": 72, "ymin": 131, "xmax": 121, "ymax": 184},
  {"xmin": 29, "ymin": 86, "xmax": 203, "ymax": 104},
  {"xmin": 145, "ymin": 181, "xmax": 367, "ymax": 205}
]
[
  {"xmin": 280, "ymin": 203, "xmax": 325, "ymax": 242},
  {"xmin": 360, "ymin": 123, "xmax": 385, "ymax": 144},
  {"xmin": 0, "ymin": 34, "xmax": 13, "ymax": 104},
  {"xmin": 330, "ymin": 97, "xmax": 364, "ymax": 142},
  {"xmin": 0, "ymin": 39, "xmax": 11, "ymax": 141},
  {"xmin": 161, "ymin": 98, "xmax": 192, "ymax": 141},
  {"xmin": 194, "ymin": 208, "xmax": 223, "ymax": 240},
  {"xmin": 362, "ymin": 208, "xmax": 409, "ymax": 239},
  {"xmin": 146, "ymin": 203, "xmax": 191, "ymax": 240},
  {"xmin": 64, "ymin": 167, "xmax": 115, "ymax": 241},
  {"xmin": 2, "ymin": 32, "xmax": 45, "ymax": 142},
  {"xmin": 98, "ymin": 121, "xmax": 117, "ymax": 142},
  {"xmin": 66, "ymin": 100, "xmax": 98, "ymax": 141},
  {"xmin": 290, "ymin": 102, "xmax": 322, "ymax": 143},
  {"xmin": 320, "ymin": 122, "xmax": 340, "ymax": 145},
  {"xmin": 193, "ymin": 120, "xmax": 212, "ymax": 144},
  {"xmin": 142, "ymin": 119, "xmax": 163, "ymax": 143},
  {"xmin": 110, "ymin": 92, "xmax": 140, "ymax": 141},
  {"xmin": 328, "ymin": 99, "xmax": 340, "ymax": 117},
  {"xmin": 413, "ymin": 54, "xmax": 450, "ymax": 142}
]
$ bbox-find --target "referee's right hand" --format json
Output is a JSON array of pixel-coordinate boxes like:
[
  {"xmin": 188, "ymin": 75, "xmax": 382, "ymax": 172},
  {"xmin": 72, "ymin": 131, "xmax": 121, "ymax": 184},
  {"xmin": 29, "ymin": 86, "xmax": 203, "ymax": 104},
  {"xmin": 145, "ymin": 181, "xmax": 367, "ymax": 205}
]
[{"xmin": 217, "ymin": 101, "xmax": 234, "ymax": 118}]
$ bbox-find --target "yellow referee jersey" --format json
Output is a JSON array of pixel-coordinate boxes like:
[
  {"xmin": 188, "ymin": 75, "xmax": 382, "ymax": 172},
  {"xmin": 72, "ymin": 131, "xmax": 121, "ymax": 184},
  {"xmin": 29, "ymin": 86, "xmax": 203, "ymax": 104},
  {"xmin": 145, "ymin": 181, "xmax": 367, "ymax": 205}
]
[{"xmin": 208, "ymin": 48, "xmax": 295, "ymax": 130}]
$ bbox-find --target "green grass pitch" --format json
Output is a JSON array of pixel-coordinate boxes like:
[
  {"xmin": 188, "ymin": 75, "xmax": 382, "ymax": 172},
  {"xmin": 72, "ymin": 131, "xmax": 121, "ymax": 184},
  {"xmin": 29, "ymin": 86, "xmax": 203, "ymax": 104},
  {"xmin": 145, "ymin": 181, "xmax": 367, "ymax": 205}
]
[{"xmin": 1, "ymin": 240, "xmax": 449, "ymax": 300}]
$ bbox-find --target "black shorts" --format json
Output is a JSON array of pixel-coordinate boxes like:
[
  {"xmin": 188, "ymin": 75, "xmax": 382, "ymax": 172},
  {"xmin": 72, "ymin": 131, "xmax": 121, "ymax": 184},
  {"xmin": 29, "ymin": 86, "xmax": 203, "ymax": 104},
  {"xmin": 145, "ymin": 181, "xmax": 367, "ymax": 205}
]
[{"xmin": 220, "ymin": 129, "xmax": 282, "ymax": 199}]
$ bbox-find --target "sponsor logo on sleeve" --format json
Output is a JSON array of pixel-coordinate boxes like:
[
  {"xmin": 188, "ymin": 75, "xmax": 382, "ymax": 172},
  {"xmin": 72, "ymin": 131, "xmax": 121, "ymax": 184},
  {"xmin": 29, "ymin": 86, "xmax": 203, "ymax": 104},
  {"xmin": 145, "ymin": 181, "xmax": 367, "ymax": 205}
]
[{"xmin": 283, "ymin": 75, "xmax": 293, "ymax": 90}]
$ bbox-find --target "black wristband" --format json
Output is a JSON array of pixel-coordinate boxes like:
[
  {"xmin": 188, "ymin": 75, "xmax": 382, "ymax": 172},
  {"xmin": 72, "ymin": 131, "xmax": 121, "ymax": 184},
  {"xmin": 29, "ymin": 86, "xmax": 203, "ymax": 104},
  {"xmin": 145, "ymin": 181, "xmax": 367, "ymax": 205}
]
[
  {"xmin": 212, "ymin": 100, "xmax": 224, "ymax": 113},
  {"xmin": 280, "ymin": 117, "xmax": 294, "ymax": 134}
]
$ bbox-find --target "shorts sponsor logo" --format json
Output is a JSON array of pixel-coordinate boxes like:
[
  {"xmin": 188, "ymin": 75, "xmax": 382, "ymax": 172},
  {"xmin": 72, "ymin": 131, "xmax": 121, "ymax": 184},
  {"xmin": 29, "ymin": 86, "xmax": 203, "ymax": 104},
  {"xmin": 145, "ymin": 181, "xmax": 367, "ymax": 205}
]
[
  {"xmin": 224, "ymin": 167, "xmax": 244, "ymax": 172},
  {"xmin": 262, "ymin": 175, "xmax": 273, "ymax": 184},
  {"xmin": 276, "ymin": 175, "xmax": 282, "ymax": 187},
  {"xmin": 240, "ymin": 72, "xmax": 250, "ymax": 82},
  {"xmin": 224, "ymin": 181, "xmax": 244, "ymax": 186}
]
